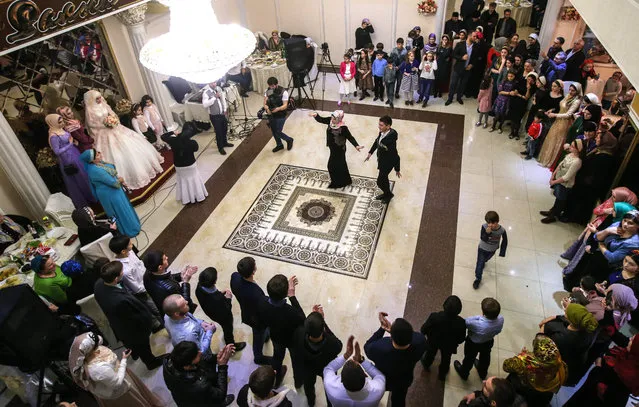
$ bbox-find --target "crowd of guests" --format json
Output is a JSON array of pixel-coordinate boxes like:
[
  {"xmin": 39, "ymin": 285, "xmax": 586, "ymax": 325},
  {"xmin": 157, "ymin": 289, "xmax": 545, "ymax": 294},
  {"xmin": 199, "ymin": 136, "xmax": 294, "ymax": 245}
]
[{"xmin": 43, "ymin": 220, "xmax": 638, "ymax": 407}]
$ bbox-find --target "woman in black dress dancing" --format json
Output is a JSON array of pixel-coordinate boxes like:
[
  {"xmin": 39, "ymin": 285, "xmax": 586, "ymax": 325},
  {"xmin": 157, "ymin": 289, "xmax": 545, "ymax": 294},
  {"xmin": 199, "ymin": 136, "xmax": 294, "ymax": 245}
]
[{"xmin": 309, "ymin": 110, "xmax": 364, "ymax": 188}]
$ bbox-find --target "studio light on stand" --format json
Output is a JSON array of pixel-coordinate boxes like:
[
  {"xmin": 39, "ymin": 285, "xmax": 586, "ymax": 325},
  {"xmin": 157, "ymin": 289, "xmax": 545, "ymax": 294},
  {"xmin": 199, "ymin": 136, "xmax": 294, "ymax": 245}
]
[{"xmin": 139, "ymin": 0, "xmax": 256, "ymax": 84}]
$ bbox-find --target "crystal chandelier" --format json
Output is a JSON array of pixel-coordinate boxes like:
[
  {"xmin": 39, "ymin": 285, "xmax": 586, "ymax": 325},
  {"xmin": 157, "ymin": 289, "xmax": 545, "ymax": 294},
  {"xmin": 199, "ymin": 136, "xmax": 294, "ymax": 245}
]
[{"xmin": 139, "ymin": 0, "xmax": 256, "ymax": 83}]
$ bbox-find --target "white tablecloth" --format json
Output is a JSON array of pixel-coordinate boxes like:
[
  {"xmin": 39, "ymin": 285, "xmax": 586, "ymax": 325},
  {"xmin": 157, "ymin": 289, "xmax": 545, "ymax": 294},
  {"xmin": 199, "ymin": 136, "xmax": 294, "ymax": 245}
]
[
  {"xmin": 489, "ymin": 2, "xmax": 533, "ymax": 28},
  {"xmin": 249, "ymin": 63, "xmax": 292, "ymax": 94}
]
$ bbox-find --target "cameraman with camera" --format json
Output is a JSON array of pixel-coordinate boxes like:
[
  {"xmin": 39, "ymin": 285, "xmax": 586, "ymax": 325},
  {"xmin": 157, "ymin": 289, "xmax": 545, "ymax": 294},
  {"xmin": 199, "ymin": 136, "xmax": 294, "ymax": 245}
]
[{"xmin": 263, "ymin": 77, "xmax": 294, "ymax": 153}]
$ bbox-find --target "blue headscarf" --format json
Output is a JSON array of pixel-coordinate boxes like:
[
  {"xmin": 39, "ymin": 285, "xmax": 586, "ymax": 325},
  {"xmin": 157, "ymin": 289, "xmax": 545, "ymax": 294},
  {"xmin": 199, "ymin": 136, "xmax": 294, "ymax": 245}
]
[
  {"xmin": 79, "ymin": 149, "xmax": 95, "ymax": 172},
  {"xmin": 31, "ymin": 255, "xmax": 45, "ymax": 273}
]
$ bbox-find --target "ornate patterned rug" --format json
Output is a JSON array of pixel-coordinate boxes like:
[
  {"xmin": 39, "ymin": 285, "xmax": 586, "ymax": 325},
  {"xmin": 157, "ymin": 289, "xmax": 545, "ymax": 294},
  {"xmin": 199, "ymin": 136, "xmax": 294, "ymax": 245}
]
[{"xmin": 223, "ymin": 164, "xmax": 393, "ymax": 279}]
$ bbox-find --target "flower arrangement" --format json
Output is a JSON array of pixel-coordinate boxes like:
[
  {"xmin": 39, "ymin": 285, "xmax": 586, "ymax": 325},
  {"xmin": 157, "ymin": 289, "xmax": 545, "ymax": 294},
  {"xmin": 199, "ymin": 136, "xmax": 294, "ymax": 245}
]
[
  {"xmin": 35, "ymin": 148, "xmax": 58, "ymax": 169},
  {"xmin": 104, "ymin": 114, "xmax": 120, "ymax": 128},
  {"xmin": 115, "ymin": 98, "xmax": 133, "ymax": 115},
  {"xmin": 560, "ymin": 7, "xmax": 580, "ymax": 21},
  {"xmin": 417, "ymin": 0, "xmax": 437, "ymax": 15}
]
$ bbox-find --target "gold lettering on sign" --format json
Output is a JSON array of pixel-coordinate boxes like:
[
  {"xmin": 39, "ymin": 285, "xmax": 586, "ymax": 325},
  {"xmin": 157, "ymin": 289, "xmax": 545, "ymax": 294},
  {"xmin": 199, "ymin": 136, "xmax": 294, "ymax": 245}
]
[{"xmin": 6, "ymin": 0, "xmax": 121, "ymax": 45}]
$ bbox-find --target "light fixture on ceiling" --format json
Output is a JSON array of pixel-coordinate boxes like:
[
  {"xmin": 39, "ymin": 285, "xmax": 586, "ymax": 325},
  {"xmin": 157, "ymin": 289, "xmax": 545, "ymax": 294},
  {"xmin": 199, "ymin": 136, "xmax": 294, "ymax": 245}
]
[{"xmin": 139, "ymin": 0, "xmax": 256, "ymax": 83}]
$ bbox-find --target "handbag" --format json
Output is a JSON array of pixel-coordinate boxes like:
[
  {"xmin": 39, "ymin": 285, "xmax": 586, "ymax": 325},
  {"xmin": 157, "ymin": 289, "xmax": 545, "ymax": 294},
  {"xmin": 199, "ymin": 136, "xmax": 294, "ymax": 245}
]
[{"xmin": 63, "ymin": 164, "xmax": 78, "ymax": 175}]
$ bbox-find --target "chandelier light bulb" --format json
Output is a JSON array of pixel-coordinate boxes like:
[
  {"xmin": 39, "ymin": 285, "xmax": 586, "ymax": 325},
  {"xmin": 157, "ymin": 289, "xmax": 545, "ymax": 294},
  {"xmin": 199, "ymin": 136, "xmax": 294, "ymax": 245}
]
[{"xmin": 139, "ymin": 0, "xmax": 256, "ymax": 83}]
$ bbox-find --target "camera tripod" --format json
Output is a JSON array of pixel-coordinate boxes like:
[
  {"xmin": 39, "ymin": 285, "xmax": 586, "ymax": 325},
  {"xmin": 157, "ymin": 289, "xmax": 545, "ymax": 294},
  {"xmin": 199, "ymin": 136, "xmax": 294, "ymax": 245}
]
[
  {"xmin": 287, "ymin": 71, "xmax": 316, "ymax": 110},
  {"xmin": 226, "ymin": 82, "xmax": 260, "ymax": 140},
  {"xmin": 313, "ymin": 44, "xmax": 341, "ymax": 109}
]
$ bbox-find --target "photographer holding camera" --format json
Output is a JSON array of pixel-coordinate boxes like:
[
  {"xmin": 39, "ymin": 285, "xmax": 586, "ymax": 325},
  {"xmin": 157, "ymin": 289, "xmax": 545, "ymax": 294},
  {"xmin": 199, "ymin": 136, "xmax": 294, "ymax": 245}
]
[{"xmin": 263, "ymin": 77, "xmax": 294, "ymax": 153}]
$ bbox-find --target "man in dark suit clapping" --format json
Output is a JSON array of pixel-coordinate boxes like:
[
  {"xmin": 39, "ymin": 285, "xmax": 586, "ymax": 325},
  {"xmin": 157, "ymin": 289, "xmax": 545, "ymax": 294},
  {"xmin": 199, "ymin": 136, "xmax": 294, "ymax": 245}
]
[
  {"xmin": 366, "ymin": 115, "xmax": 401, "ymax": 204},
  {"xmin": 195, "ymin": 267, "xmax": 247, "ymax": 352},
  {"xmin": 93, "ymin": 261, "xmax": 165, "ymax": 370}
]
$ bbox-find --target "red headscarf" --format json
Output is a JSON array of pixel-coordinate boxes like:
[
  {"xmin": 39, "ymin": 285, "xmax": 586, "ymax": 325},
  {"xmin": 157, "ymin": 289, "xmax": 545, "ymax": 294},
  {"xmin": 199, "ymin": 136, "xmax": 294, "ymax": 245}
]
[
  {"xmin": 580, "ymin": 59, "xmax": 596, "ymax": 78},
  {"xmin": 604, "ymin": 334, "xmax": 639, "ymax": 395}
]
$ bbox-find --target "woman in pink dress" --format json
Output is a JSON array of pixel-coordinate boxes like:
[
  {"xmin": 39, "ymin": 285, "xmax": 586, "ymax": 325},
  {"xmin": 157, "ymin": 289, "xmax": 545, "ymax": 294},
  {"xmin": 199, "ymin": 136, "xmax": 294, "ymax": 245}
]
[{"xmin": 141, "ymin": 95, "xmax": 169, "ymax": 150}]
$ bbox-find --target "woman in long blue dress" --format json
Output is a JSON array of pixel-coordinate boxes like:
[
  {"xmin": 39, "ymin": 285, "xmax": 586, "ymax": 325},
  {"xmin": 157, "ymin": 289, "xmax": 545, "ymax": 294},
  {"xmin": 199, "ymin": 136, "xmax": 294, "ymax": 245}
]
[
  {"xmin": 46, "ymin": 114, "xmax": 95, "ymax": 208},
  {"xmin": 79, "ymin": 149, "xmax": 140, "ymax": 237}
]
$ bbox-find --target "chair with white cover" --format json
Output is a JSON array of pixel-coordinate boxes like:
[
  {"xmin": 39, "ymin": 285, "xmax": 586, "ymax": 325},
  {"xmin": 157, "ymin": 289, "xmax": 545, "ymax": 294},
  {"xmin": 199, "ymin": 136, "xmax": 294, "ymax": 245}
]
[
  {"xmin": 76, "ymin": 294, "xmax": 120, "ymax": 347},
  {"xmin": 44, "ymin": 192, "xmax": 76, "ymax": 228},
  {"xmin": 79, "ymin": 232, "xmax": 115, "ymax": 268}
]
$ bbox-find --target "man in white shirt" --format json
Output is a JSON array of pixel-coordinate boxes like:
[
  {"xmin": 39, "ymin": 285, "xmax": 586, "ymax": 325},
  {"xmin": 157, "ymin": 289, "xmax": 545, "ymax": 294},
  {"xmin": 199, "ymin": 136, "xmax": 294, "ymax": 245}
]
[
  {"xmin": 109, "ymin": 235, "xmax": 163, "ymax": 332},
  {"xmin": 226, "ymin": 61, "xmax": 251, "ymax": 97},
  {"xmin": 323, "ymin": 335, "xmax": 386, "ymax": 407},
  {"xmin": 202, "ymin": 81, "xmax": 234, "ymax": 155}
]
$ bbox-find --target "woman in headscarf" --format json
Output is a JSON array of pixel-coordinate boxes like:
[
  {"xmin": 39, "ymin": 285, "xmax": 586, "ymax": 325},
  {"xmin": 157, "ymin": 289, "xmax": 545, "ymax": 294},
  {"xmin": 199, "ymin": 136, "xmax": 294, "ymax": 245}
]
[
  {"xmin": 161, "ymin": 122, "xmax": 208, "ymax": 204},
  {"xmin": 565, "ymin": 210, "xmax": 639, "ymax": 289},
  {"xmin": 68, "ymin": 333, "xmax": 161, "ymax": 407},
  {"xmin": 423, "ymin": 33, "xmax": 437, "ymax": 54},
  {"xmin": 433, "ymin": 34, "xmax": 452, "ymax": 98},
  {"xmin": 579, "ymin": 59, "xmax": 598, "ymax": 90},
  {"xmin": 539, "ymin": 303, "xmax": 598, "ymax": 385},
  {"xmin": 83, "ymin": 90, "xmax": 164, "ymax": 190},
  {"xmin": 564, "ymin": 130, "xmax": 618, "ymax": 224},
  {"xmin": 565, "ymin": 334, "xmax": 639, "ymax": 407},
  {"xmin": 71, "ymin": 206, "xmax": 119, "ymax": 247},
  {"xmin": 79, "ymin": 149, "xmax": 141, "ymax": 238},
  {"xmin": 508, "ymin": 72, "xmax": 537, "ymax": 140},
  {"xmin": 309, "ymin": 110, "xmax": 364, "ymax": 188},
  {"xmin": 538, "ymin": 82, "xmax": 583, "ymax": 167},
  {"xmin": 503, "ymin": 334, "xmax": 567, "ymax": 406},
  {"xmin": 561, "ymin": 187, "xmax": 637, "ymax": 278},
  {"xmin": 56, "ymin": 106, "xmax": 93, "ymax": 152},
  {"xmin": 267, "ymin": 30, "xmax": 284, "ymax": 51},
  {"xmin": 46, "ymin": 114, "xmax": 95, "ymax": 208}
]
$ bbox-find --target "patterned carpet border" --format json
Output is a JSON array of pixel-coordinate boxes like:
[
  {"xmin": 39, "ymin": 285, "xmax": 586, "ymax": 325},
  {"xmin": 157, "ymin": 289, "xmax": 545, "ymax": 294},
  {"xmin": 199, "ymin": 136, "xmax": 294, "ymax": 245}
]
[{"xmin": 223, "ymin": 164, "xmax": 393, "ymax": 279}]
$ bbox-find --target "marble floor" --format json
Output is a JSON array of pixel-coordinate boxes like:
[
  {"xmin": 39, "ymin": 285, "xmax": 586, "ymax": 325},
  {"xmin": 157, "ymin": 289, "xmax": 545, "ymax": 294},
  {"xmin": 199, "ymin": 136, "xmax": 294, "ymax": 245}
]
[{"xmin": 106, "ymin": 74, "xmax": 589, "ymax": 407}]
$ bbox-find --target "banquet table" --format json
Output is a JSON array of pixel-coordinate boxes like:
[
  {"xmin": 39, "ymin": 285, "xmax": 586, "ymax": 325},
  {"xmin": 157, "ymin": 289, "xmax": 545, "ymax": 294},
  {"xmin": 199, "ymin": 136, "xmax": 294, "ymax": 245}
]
[
  {"xmin": 487, "ymin": 1, "xmax": 533, "ymax": 28},
  {"xmin": 248, "ymin": 61, "xmax": 292, "ymax": 94}
]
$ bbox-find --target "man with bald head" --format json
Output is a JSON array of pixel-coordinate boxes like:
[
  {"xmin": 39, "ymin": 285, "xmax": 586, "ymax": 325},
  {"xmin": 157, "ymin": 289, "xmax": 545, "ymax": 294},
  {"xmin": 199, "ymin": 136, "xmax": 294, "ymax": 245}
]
[
  {"xmin": 563, "ymin": 39, "xmax": 586, "ymax": 82},
  {"xmin": 163, "ymin": 293, "xmax": 216, "ymax": 359}
]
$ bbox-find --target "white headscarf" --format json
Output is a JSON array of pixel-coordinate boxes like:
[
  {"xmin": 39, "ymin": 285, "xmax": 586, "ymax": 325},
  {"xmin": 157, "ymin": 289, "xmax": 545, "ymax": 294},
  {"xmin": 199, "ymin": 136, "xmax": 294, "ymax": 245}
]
[
  {"xmin": 84, "ymin": 90, "xmax": 114, "ymax": 135},
  {"xmin": 585, "ymin": 92, "xmax": 601, "ymax": 106},
  {"xmin": 68, "ymin": 332, "xmax": 103, "ymax": 390}
]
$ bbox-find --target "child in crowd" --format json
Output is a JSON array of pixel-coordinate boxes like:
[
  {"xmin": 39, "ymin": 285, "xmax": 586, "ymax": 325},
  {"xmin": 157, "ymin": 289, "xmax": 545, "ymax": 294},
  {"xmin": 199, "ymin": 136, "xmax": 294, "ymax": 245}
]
[
  {"xmin": 474, "ymin": 211, "xmax": 508, "ymax": 289},
  {"xmin": 130, "ymin": 103, "xmax": 157, "ymax": 146},
  {"xmin": 417, "ymin": 51, "xmax": 437, "ymax": 107},
  {"xmin": 372, "ymin": 42, "xmax": 388, "ymax": 60},
  {"xmin": 521, "ymin": 110, "xmax": 545, "ymax": 160},
  {"xmin": 141, "ymin": 95, "xmax": 170, "ymax": 150},
  {"xmin": 399, "ymin": 51, "xmax": 419, "ymax": 105},
  {"xmin": 109, "ymin": 235, "xmax": 164, "ymax": 331},
  {"xmin": 339, "ymin": 53, "xmax": 356, "ymax": 106},
  {"xmin": 490, "ymin": 70, "xmax": 516, "ymax": 134},
  {"xmin": 372, "ymin": 52, "xmax": 387, "ymax": 102},
  {"xmin": 454, "ymin": 297, "xmax": 504, "ymax": 380},
  {"xmin": 420, "ymin": 295, "xmax": 466, "ymax": 380},
  {"xmin": 540, "ymin": 139, "xmax": 584, "ymax": 224},
  {"xmin": 389, "ymin": 38, "xmax": 407, "ymax": 99},
  {"xmin": 476, "ymin": 75, "xmax": 493, "ymax": 128},
  {"xmin": 357, "ymin": 49, "xmax": 373, "ymax": 101},
  {"xmin": 383, "ymin": 60, "xmax": 396, "ymax": 108}
]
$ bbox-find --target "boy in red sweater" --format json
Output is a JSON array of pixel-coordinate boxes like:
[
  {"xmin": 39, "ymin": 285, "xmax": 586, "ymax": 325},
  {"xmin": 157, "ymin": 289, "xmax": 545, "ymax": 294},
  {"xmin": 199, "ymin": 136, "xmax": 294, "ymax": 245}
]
[{"xmin": 521, "ymin": 110, "xmax": 545, "ymax": 160}]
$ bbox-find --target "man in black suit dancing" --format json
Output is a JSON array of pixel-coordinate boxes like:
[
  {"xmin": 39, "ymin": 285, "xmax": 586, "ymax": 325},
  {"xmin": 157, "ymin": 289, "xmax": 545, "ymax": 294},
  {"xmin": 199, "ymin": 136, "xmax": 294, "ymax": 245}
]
[{"xmin": 365, "ymin": 115, "xmax": 401, "ymax": 204}]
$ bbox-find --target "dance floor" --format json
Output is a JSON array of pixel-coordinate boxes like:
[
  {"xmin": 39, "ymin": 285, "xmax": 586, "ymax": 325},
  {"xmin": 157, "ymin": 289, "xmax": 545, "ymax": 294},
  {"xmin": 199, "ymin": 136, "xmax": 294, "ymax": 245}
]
[{"xmin": 224, "ymin": 164, "xmax": 393, "ymax": 278}]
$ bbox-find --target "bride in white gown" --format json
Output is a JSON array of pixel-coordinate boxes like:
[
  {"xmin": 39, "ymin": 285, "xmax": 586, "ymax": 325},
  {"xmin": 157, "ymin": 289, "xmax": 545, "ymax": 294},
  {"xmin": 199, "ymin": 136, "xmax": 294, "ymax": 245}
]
[{"xmin": 84, "ymin": 90, "xmax": 164, "ymax": 190}]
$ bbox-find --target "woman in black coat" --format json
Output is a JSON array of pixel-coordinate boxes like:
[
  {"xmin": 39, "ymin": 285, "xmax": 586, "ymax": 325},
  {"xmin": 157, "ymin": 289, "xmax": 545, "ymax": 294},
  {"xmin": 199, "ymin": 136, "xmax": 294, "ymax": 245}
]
[
  {"xmin": 309, "ymin": 110, "xmax": 364, "ymax": 188},
  {"xmin": 433, "ymin": 34, "xmax": 453, "ymax": 98},
  {"xmin": 72, "ymin": 206, "xmax": 119, "ymax": 247},
  {"xmin": 508, "ymin": 73, "xmax": 536, "ymax": 139},
  {"xmin": 565, "ymin": 132, "xmax": 619, "ymax": 224}
]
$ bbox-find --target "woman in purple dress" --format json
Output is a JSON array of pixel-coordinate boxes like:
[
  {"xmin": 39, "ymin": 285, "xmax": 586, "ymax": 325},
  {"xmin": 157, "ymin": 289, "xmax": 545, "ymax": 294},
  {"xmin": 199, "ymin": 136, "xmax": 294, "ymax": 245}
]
[{"xmin": 46, "ymin": 114, "xmax": 95, "ymax": 208}]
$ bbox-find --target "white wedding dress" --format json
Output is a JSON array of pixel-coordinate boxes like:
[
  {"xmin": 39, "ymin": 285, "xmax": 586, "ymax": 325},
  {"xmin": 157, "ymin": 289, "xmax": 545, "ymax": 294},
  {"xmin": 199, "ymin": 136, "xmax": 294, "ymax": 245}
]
[{"xmin": 84, "ymin": 90, "xmax": 164, "ymax": 190}]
